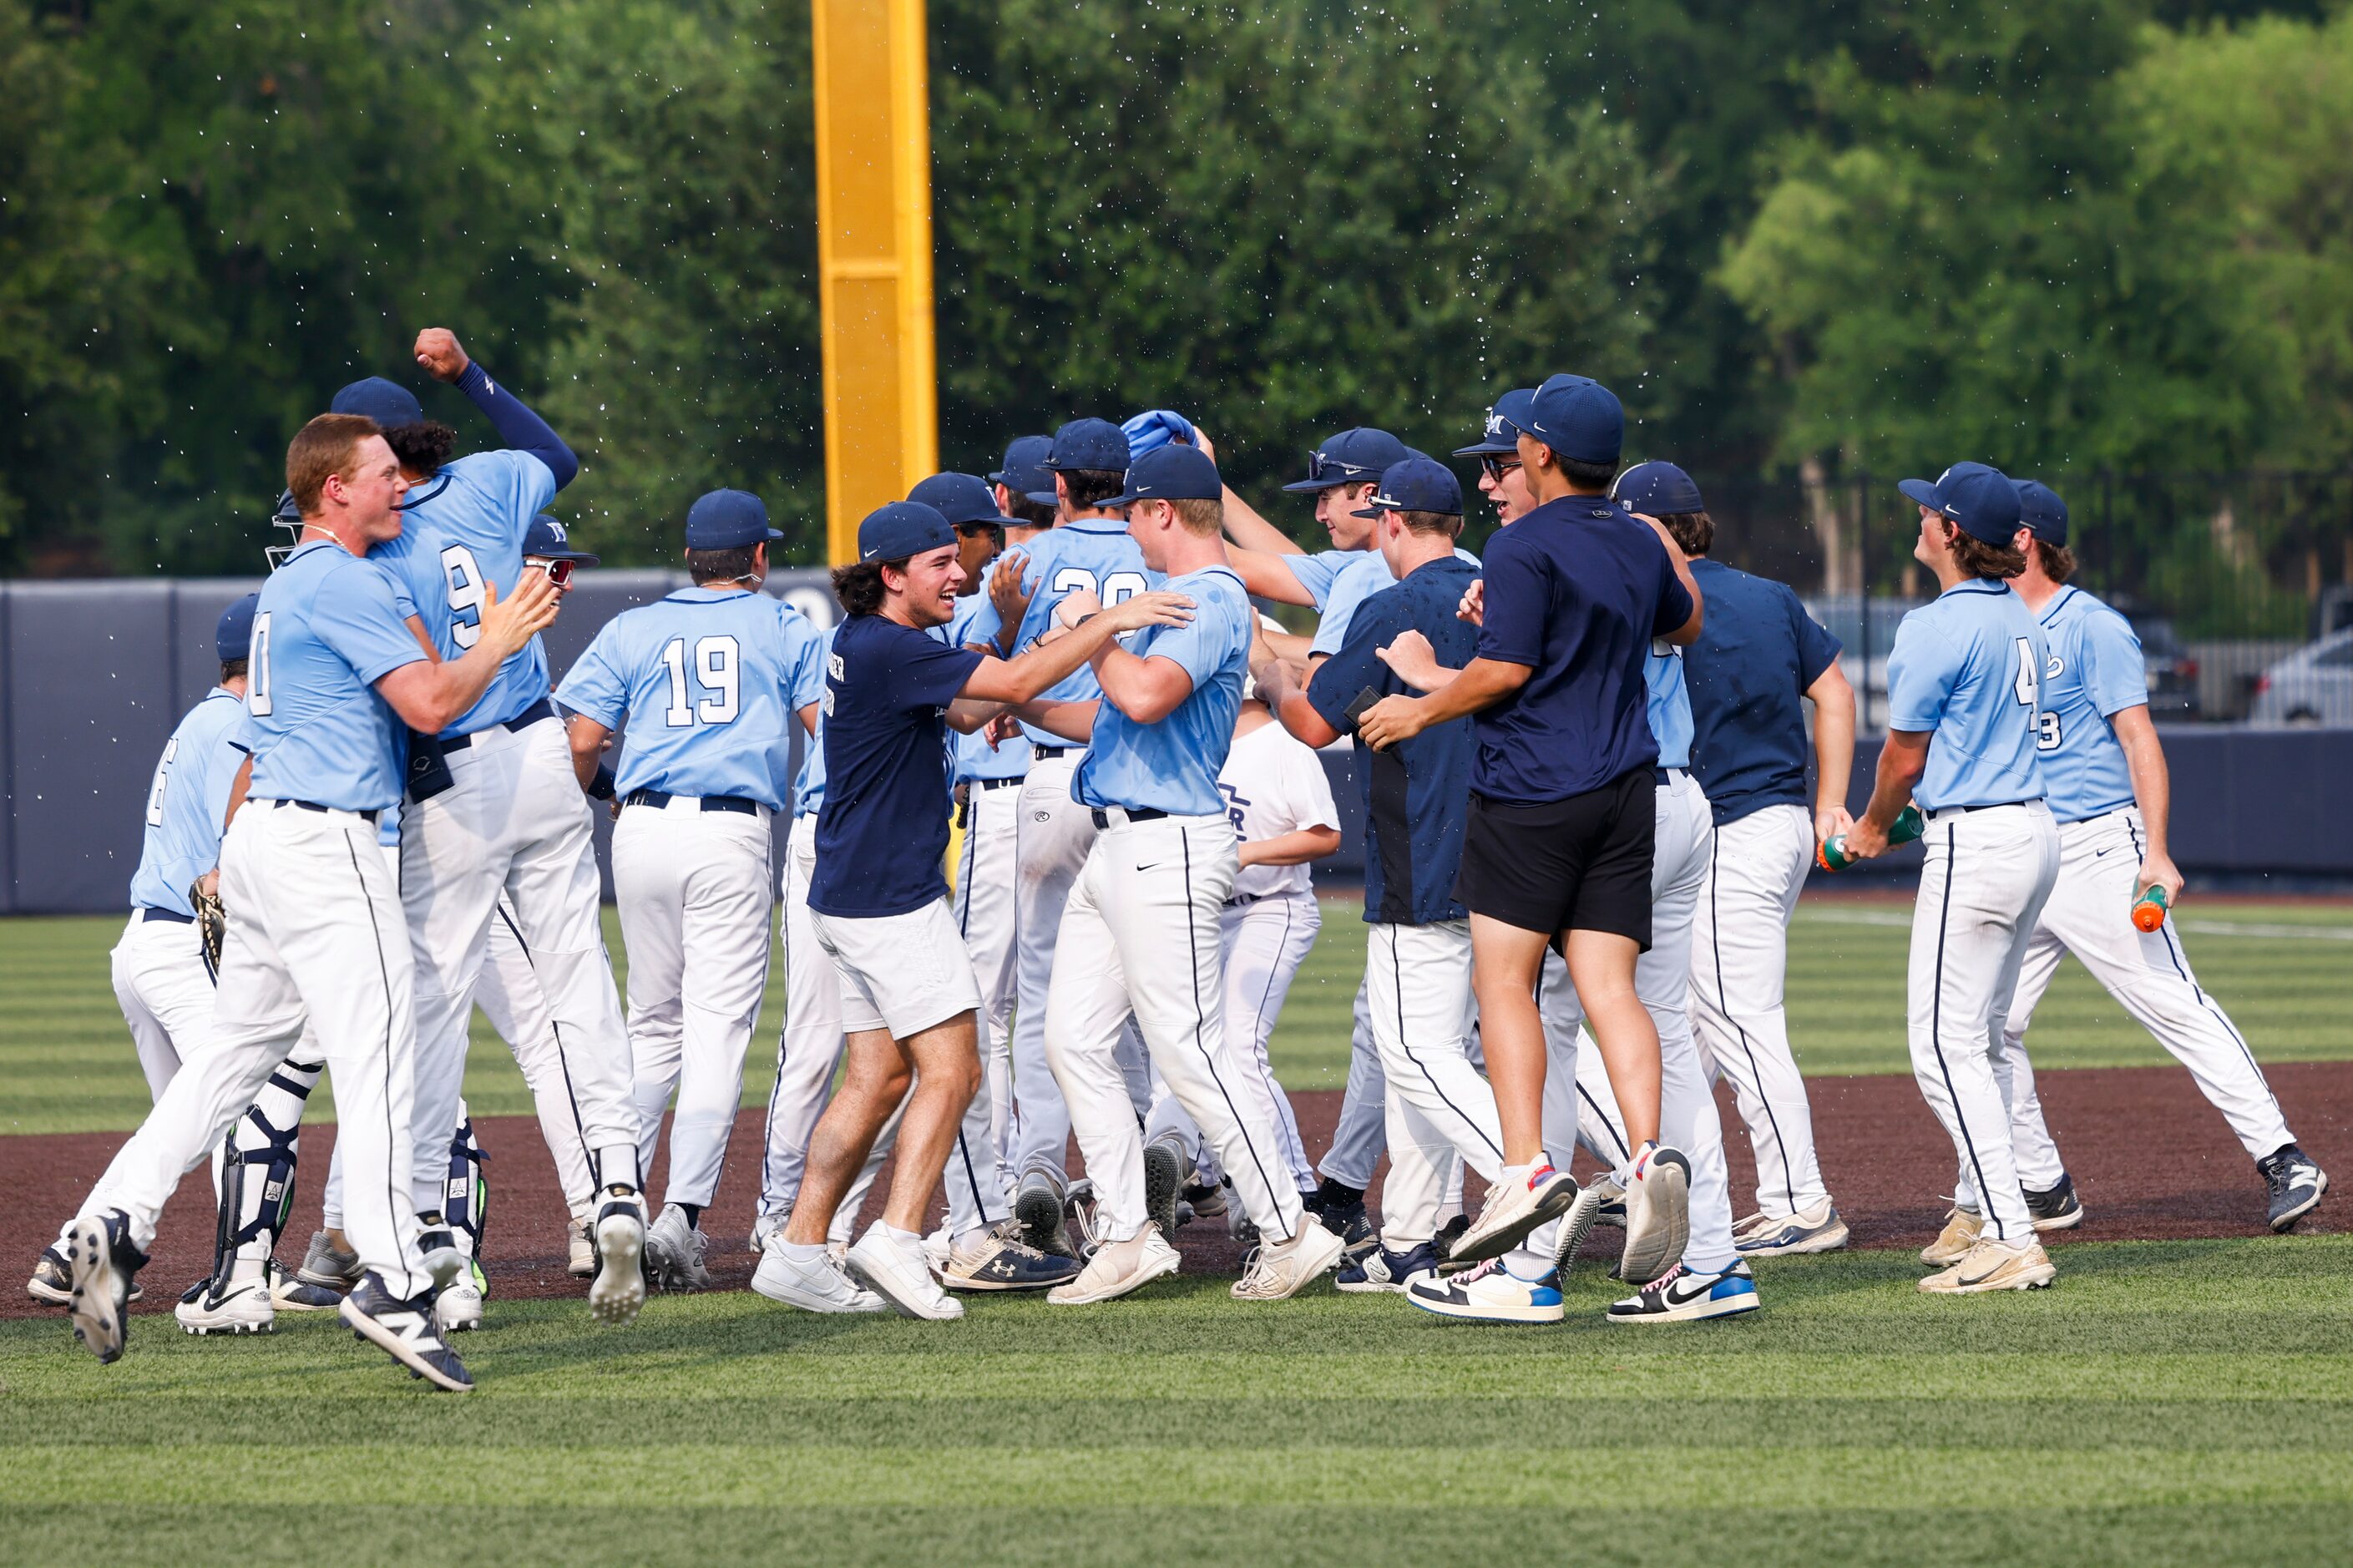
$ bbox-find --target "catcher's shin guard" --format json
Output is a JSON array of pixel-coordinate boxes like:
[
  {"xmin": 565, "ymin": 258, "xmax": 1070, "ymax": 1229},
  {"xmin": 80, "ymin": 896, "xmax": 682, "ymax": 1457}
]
[
  {"xmin": 202, "ymin": 1056, "xmax": 324, "ymax": 1289},
  {"xmin": 444, "ymin": 1105, "xmax": 490, "ymax": 1290}
]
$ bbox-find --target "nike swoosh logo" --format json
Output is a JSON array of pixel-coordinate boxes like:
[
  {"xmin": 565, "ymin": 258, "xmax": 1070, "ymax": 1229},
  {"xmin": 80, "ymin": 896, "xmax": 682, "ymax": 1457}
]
[
  {"xmin": 1135, "ymin": 862, "xmax": 1161, "ymax": 872},
  {"xmin": 2095, "ymin": 847, "xmax": 2115, "ymax": 857}
]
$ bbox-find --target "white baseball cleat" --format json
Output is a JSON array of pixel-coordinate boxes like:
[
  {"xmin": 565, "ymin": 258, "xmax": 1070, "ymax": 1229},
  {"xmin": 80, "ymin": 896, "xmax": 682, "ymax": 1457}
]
[
  {"xmin": 588, "ymin": 1191, "xmax": 648, "ymax": 1327},
  {"xmin": 847, "ymin": 1226, "xmax": 964, "ymax": 1320},
  {"xmin": 433, "ymin": 1280, "xmax": 484, "ymax": 1334},
  {"xmin": 1555, "ymin": 1174, "xmax": 1625, "ymax": 1281},
  {"xmin": 568, "ymin": 1223, "xmax": 597, "ymax": 1280},
  {"xmin": 751, "ymin": 1237, "xmax": 889, "ymax": 1313},
  {"xmin": 64, "ymin": 1211, "xmax": 146, "ymax": 1365},
  {"xmin": 645, "ymin": 1202, "xmax": 711, "ymax": 1292},
  {"xmin": 1232, "ymin": 1219, "xmax": 1347, "ymax": 1301},
  {"xmin": 1046, "ymin": 1229, "xmax": 1182, "ymax": 1305},
  {"xmin": 176, "ymin": 1273, "xmax": 276, "ymax": 1336},
  {"xmin": 1445, "ymin": 1164, "xmax": 1579, "ymax": 1267},
  {"xmin": 1920, "ymin": 1206, "xmax": 1985, "ymax": 1267},
  {"xmin": 1919, "ymin": 1237, "xmax": 2056, "ymax": 1294},
  {"xmin": 1733, "ymin": 1199, "xmax": 1850, "ymax": 1257},
  {"xmin": 1617, "ymin": 1144, "xmax": 1692, "ymax": 1286}
]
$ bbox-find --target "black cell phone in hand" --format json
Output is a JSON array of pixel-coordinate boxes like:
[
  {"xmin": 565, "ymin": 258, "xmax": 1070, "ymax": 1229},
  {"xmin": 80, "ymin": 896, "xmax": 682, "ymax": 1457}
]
[{"xmin": 1343, "ymin": 686, "xmax": 1384, "ymax": 726}]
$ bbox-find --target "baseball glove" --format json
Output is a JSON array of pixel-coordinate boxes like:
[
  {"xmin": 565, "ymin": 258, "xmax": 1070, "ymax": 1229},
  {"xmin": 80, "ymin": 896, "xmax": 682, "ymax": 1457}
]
[{"xmin": 190, "ymin": 880, "xmax": 227, "ymax": 971}]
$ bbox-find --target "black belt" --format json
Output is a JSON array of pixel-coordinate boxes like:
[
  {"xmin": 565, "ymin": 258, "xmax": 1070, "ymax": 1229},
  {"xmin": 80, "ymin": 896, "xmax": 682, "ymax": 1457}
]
[
  {"xmin": 1652, "ymin": 767, "xmax": 1669, "ymax": 785},
  {"xmin": 970, "ymin": 776, "xmax": 1024, "ymax": 791},
  {"xmin": 1090, "ymin": 807, "xmax": 1169, "ymax": 829},
  {"xmin": 1930, "ymin": 798, "xmax": 2033, "ymax": 817},
  {"xmin": 623, "ymin": 788, "xmax": 759, "ymax": 815},
  {"xmin": 1033, "ymin": 745, "xmax": 1077, "ymax": 761},
  {"xmin": 139, "ymin": 907, "xmax": 194, "ymax": 925},
  {"xmin": 272, "ymin": 798, "xmax": 379, "ymax": 825},
  {"xmin": 441, "ymin": 696, "xmax": 554, "ymax": 754},
  {"xmin": 1224, "ymin": 891, "xmax": 1268, "ymax": 908}
]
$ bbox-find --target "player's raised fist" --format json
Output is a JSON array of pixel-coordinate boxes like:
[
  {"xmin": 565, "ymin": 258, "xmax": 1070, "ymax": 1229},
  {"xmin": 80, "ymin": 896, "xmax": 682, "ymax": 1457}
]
[{"xmin": 412, "ymin": 328, "xmax": 472, "ymax": 383}]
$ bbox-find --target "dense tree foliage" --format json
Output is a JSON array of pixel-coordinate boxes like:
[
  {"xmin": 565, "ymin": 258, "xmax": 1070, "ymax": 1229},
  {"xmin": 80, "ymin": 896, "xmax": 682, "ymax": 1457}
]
[{"xmin": 0, "ymin": 0, "xmax": 2343, "ymax": 574}]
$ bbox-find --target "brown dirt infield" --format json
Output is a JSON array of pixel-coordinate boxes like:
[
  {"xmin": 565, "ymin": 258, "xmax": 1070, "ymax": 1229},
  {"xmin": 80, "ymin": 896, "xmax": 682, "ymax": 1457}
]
[{"xmin": 5, "ymin": 1061, "xmax": 2344, "ymax": 1319}]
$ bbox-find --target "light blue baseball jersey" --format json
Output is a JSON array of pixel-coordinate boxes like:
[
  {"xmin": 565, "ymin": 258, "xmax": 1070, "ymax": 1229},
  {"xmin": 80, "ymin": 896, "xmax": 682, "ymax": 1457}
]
[
  {"xmin": 1885, "ymin": 579, "xmax": 2051, "ymax": 812},
  {"xmin": 2033, "ymin": 585, "xmax": 2148, "ymax": 823},
  {"xmin": 1644, "ymin": 643, "xmax": 1694, "ymax": 771},
  {"xmin": 1281, "ymin": 548, "xmax": 1359, "ymax": 611},
  {"xmin": 240, "ymin": 539, "xmax": 431, "ymax": 812},
  {"xmin": 129, "ymin": 689, "xmax": 249, "ymax": 917},
  {"xmin": 961, "ymin": 520, "xmax": 1160, "ymax": 749},
  {"xmin": 369, "ymin": 449, "xmax": 558, "ymax": 739},
  {"xmin": 1075, "ymin": 565, "xmax": 1252, "ymax": 818},
  {"xmin": 1307, "ymin": 545, "xmax": 1483, "ymax": 658},
  {"xmin": 790, "ymin": 622, "xmax": 844, "ymax": 818},
  {"xmin": 555, "ymin": 587, "xmax": 827, "ymax": 814},
  {"xmin": 936, "ymin": 593, "xmax": 1027, "ymax": 785}
]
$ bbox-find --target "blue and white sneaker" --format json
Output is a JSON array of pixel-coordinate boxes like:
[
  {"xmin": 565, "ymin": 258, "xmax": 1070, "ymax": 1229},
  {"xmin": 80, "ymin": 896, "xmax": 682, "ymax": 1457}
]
[
  {"xmin": 1605, "ymin": 1262, "xmax": 1760, "ymax": 1325},
  {"xmin": 1335, "ymin": 1242, "xmax": 1442, "ymax": 1294},
  {"xmin": 1733, "ymin": 1200, "xmax": 1850, "ymax": 1257},
  {"xmin": 341, "ymin": 1271, "xmax": 473, "ymax": 1391},
  {"xmin": 1405, "ymin": 1257, "xmax": 1564, "ymax": 1324}
]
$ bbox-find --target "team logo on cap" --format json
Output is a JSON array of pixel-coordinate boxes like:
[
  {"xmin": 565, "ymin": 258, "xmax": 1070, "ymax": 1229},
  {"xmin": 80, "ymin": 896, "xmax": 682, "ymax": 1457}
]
[
  {"xmin": 544, "ymin": 521, "xmax": 568, "ymax": 543},
  {"xmin": 1484, "ymin": 410, "xmax": 1505, "ymax": 439}
]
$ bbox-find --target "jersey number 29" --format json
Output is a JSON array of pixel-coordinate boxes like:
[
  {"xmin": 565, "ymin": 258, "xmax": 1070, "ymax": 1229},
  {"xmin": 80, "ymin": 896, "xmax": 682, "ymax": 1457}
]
[{"xmin": 660, "ymin": 635, "xmax": 741, "ymax": 726}]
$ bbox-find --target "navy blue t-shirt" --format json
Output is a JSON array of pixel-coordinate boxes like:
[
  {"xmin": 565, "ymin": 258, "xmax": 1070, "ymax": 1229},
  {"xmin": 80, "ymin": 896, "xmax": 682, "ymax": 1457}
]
[
  {"xmin": 1683, "ymin": 559, "xmax": 1843, "ymax": 827},
  {"xmin": 1312, "ymin": 555, "xmax": 1481, "ymax": 926},
  {"xmin": 1471, "ymin": 496, "xmax": 1693, "ymax": 803},
  {"xmin": 809, "ymin": 614, "xmax": 984, "ymax": 918}
]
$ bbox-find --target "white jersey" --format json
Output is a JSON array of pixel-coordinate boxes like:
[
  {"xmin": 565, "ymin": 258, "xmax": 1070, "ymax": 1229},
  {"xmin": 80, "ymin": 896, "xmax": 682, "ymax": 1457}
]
[{"xmin": 1217, "ymin": 717, "xmax": 1340, "ymax": 902}]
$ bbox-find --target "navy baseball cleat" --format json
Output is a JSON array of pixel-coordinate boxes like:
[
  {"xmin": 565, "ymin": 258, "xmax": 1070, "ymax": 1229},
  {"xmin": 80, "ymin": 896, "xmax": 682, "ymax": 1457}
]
[
  {"xmin": 64, "ymin": 1211, "xmax": 148, "ymax": 1364},
  {"xmin": 941, "ymin": 1222, "xmax": 1082, "ymax": 1292},
  {"xmin": 341, "ymin": 1272, "xmax": 473, "ymax": 1392},
  {"xmin": 1142, "ymin": 1138, "xmax": 1186, "ymax": 1242},
  {"xmin": 2258, "ymin": 1144, "xmax": 2327, "ymax": 1232},
  {"xmin": 1607, "ymin": 1262, "xmax": 1761, "ymax": 1324},
  {"xmin": 1336, "ymin": 1242, "xmax": 1440, "ymax": 1294},
  {"xmin": 2024, "ymin": 1172, "xmax": 2084, "ymax": 1232},
  {"xmin": 1315, "ymin": 1196, "xmax": 1380, "ymax": 1265},
  {"xmin": 31, "ymin": 1246, "xmax": 143, "ymax": 1308}
]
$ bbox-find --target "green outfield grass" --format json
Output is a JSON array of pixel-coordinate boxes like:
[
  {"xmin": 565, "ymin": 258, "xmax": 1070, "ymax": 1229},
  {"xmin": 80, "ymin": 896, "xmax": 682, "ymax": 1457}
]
[
  {"xmin": 3, "ymin": 1235, "xmax": 2349, "ymax": 1564},
  {"xmin": 5, "ymin": 897, "xmax": 2351, "ymax": 1136}
]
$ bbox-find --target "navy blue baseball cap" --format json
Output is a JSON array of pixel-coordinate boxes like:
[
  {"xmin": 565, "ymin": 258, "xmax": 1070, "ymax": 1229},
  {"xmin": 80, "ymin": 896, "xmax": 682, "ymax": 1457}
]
[
  {"xmin": 524, "ymin": 513, "xmax": 599, "ymax": 564},
  {"xmin": 908, "ymin": 472, "xmax": 1016, "ymax": 529},
  {"xmin": 858, "ymin": 501, "xmax": 957, "ymax": 563},
  {"xmin": 1101, "ymin": 443, "xmax": 1222, "ymax": 508},
  {"xmin": 1282, "ymin": 427, "xmax": 1410, "ymax": 493},
  {"xmin": 1351, "ymin": 457, "xmax": 1462, "ymax": 518},
  {"xmin": 987, "ymin": 435, "xmax": 1053, "ymax": 494},
  {"xmin": 1612, "ymin": 461, "xmax": 1706, "ymax": 517},
  {"xmin": 685, "ymin": 488, "xmax": 783, "ymax": 549},
  {"xmin": 1521, "ymin": 374, "xmax": 1623, "ymax": 465},
  {"xmin": 1041, "ymin": 417, "xmax": 1131, "ymax": 473},
  {"xmin": 2014, "ymin": 479, "xmax": 2068, "ymax": 545},
  {"xmin": 330, "ymin": 377, "xmax": 426, "ymax": 431},
  {"xmin": 1898, "ymin": 463, "xmax": 2022, "ymax": 545},
  {"xmin": 216, "ymin": 594, "xmax": 260, "ymax": 663},
  {"xmin": 1453, "ymin": 389, "xmax": 1538, "ymax": 456}
]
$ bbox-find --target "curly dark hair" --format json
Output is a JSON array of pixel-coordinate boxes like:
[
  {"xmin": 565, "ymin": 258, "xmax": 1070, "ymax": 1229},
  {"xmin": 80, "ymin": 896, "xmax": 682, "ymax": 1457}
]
[
  {"xmin": 1947, "ymin": 525, "xmax": 2027, "ymax": 581},
  {"xmin": 1059, "ymin": 468, "xmax": 1129, "ymax": 512},
  {"xmin": 384, "ymin": 420, "xmax": 457, "ymax": 476},
  {"xmin": 2032, "ymin": 539, "xmax": 2077, "ymax": 584},
  {"xmin": 832, "ymin": 559, "xmax": 898, "ymax": 617},
  {"xmin": 1657, "ymin": 510, "xmax": 1713, "ymax": 557}
]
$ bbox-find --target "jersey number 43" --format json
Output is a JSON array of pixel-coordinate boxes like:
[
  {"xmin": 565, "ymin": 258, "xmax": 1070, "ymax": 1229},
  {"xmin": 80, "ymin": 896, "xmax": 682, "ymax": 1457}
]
[{"xmin": 2012, "ymin": 637, "xmax": 2061, "ymax": 751}]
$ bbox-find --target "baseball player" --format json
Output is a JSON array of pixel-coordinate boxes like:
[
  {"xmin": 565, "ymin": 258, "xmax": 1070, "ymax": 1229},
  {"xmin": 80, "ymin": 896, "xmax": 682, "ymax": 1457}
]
[
  {"xmin": 753, "ymin": 500, "xmax": 1190, "ymax": 1319},
  {"xmin": 54, "ymin": 412, "xmax": 556, "ymax": 1389},
  {"xmin": 1840, "ymin": 462, "xmax": 2062, "ymax": 1294},
  {"xmin": 554, "ymin": 489, "xmax": 827, "ymax": 1292},
  {"xmin": 1256, "ymin": 458, "xmax": 1575, "ymax": 1319},
  {"xmin": 334, "ymin": 329, "xmax": 650, "ymax": 1332},
  {"xmin": 1005, "ymin": 443, "xmax": 1349, "ymax": 1305},
  {"xmin": 989, "ymin": 434, "xmax": 1060, "ymax": 548},
  {"xmin": 1358, "ymin": 375, "xmax": 1701, "ymax": 1288},
  {"xmin": 1139, "ymin": 669, "xmax": 1342, "ymax": 1233},
  {"xmin": 1627, "ymin": 462, "xmax": 1858, "ymax": 1257},
  {"xmin": 1991, "ymin": 480, "xmax": 2327, "ymax": 1232},
  {"xmin": 956, "ymin": 417, "xmax": 1152, "ymax": 1257}
]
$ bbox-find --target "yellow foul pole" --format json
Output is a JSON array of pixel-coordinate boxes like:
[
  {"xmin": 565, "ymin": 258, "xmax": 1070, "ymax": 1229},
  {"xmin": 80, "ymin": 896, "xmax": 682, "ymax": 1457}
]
[{"xmin": 812, "ymin": 0, "xmax": 938, "ymax": 565}]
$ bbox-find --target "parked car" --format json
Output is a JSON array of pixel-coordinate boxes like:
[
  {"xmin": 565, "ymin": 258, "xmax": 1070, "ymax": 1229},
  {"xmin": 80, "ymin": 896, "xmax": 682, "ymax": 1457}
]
[
  {"xmin": 2125, "ymin": 611, "xmax": 2202, "ymax": 721},
  {"xmin": 2248, "ymin": 628, "xmax": 2353, "ymax": 726}
]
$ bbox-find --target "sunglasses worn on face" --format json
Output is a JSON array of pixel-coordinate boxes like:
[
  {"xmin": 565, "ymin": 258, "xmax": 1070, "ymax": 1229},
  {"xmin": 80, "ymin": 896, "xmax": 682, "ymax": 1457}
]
[
  {"xmin": 1480, "ymin": 454, "xmax": 1524, "ymax": 482},
  {"xmin": 529, "ymin": 557, "xmax": 576, "ymax": 587}
]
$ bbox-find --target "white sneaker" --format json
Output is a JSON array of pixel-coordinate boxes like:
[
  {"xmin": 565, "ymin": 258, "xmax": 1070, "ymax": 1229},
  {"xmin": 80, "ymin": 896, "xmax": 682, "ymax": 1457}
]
[
  {"xmin": 434, "ymin": 1280, "xmax": 484, "ymax": 1334},
  {"xmin": 1446, "ymin": 1164, "xmax": 1579, "ymax": 1267},
  {"xmin": 748, "ymin": 1213, "xmax": 782, "ymax": 1259},
  {"xmin": 751, "ymin": 1238, "xmax": 888, "ymax": 1313},
  {"xmin": 175, "ymin": 1273, "xmax": 275, "ymax": 1336},
  {"xmin": 1407, "ymin": 1256, "xmax": 1565, "ymax": 1324},
  {"xmin": 568, "ymin": 1223, "xmax": 597, "ymax": 1280},
  {"xmin": 1733, "ymin": 1199, "xmax": 1850, "ymax": 1257},
  {"xmin": 1047, "ymin": 1229, "xmax": 1182, "ymax": 1305},
  {"xmin": 846, "ymin": 1227, "xmax": 963, "ymax": 1320},
  {"xmin": 1619, "ymin": 1143, "xmax": 1692, "ymax": 1285},
  {"xmin": 1232, "ymin": 1220, "xmax": 1347, "ymax": 1301},
  {"xmin": 921, "ymin": 1227, "xmax": 953, "ymax": 1274},
  {"xmin": 645, "ymin": 1202, "xmax": 711, "ymax": 1292},
  {"xmin": 588, "ymin": 1191, "xmax": 648, "ymax": 1328}
]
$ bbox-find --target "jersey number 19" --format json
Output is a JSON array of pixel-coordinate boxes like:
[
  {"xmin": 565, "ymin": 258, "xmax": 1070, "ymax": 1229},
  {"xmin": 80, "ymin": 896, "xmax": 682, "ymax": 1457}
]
[{"xmin": 660, "ymin": 635, "xmax": 741, "ymax": 727}]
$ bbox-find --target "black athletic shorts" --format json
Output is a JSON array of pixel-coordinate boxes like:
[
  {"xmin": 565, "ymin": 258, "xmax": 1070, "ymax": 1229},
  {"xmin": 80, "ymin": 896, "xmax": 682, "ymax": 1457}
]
[{"xmin": 1454, "ymin": 765, "xmax": 1656, "ymax": 950}]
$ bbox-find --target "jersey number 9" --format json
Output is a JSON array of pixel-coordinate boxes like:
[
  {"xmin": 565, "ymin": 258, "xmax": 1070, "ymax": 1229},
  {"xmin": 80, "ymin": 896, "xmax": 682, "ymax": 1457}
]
[
  {"xmin": 441, "ymin": 545, "xmax": 488, "ymax": 651},
  {"xmin": 660, "ymin": 635, "xmax": 741, "ymax": 727}
]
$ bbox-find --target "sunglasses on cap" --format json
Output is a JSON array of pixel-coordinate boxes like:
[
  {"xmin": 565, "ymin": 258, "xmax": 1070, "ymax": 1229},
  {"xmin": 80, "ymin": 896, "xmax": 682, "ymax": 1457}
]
[
  {"xmin": 1480, "ymin": 453, "xmax": 1523, "ymax": 482},
  {"xmin": 1305, "ymin": 451, "xmax": 1378, "ymax": 483},
  {"xmin": 525, "ymin": 556, "xmax": 578, "ymax": 588}
]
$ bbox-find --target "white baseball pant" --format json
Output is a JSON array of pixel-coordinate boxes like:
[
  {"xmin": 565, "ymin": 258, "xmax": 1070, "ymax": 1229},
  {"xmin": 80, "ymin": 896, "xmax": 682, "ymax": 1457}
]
[
  {"xmin": 954, "ymin": 780, "xmax": 1023, "ymax": 1187},
  {"xmin": 68, "ymin": 802, "xmax": 433, "ymax": 1298},
  {"xmin": 1690, "ymin": 801, "xmax": 1832, "ymax": 1217},
  {"xmin": 474, "ymin": 896, "xmax": 596, "ymax": 1227},
  {"xmin": 2001, "ymin": 803, "xmax": 2295, "ymax": 1171},
  {"xmin": 399, "ymin": 716, "xmax": 640, "ymax": 1215},
  {"xmin": 1144, "ymin": 888, "xmax": 1322, "ymax": 1193},
  {"xmin": 109, "ymin": 911, "xmax": 217, "ymax": 1100},
  {"xmin": 614, "ymin": 796, "xmax": 774, "ymax": 1210},
  {"xmin": 1317, "ymin": 978, "xmax": 1388, "ymax": 1190},
  {"xmin": 756, "ymin": 820, "xmax": 839, "ymax": 1228},
  {"xmin": 1365, "ymin": 919, "xmax": 1510, "ymax": 1247},
  {"xmin": 1907, "ymin": 801, "xmax": 2062, "ymax": 1242},
  {"xmin": 1008, "ymin": 751, "xmax": 1093, "ymax": 1190},
  {"xmin": 1045, "ymin": 811, "xmax": 1307, "ymax": 1246}
]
